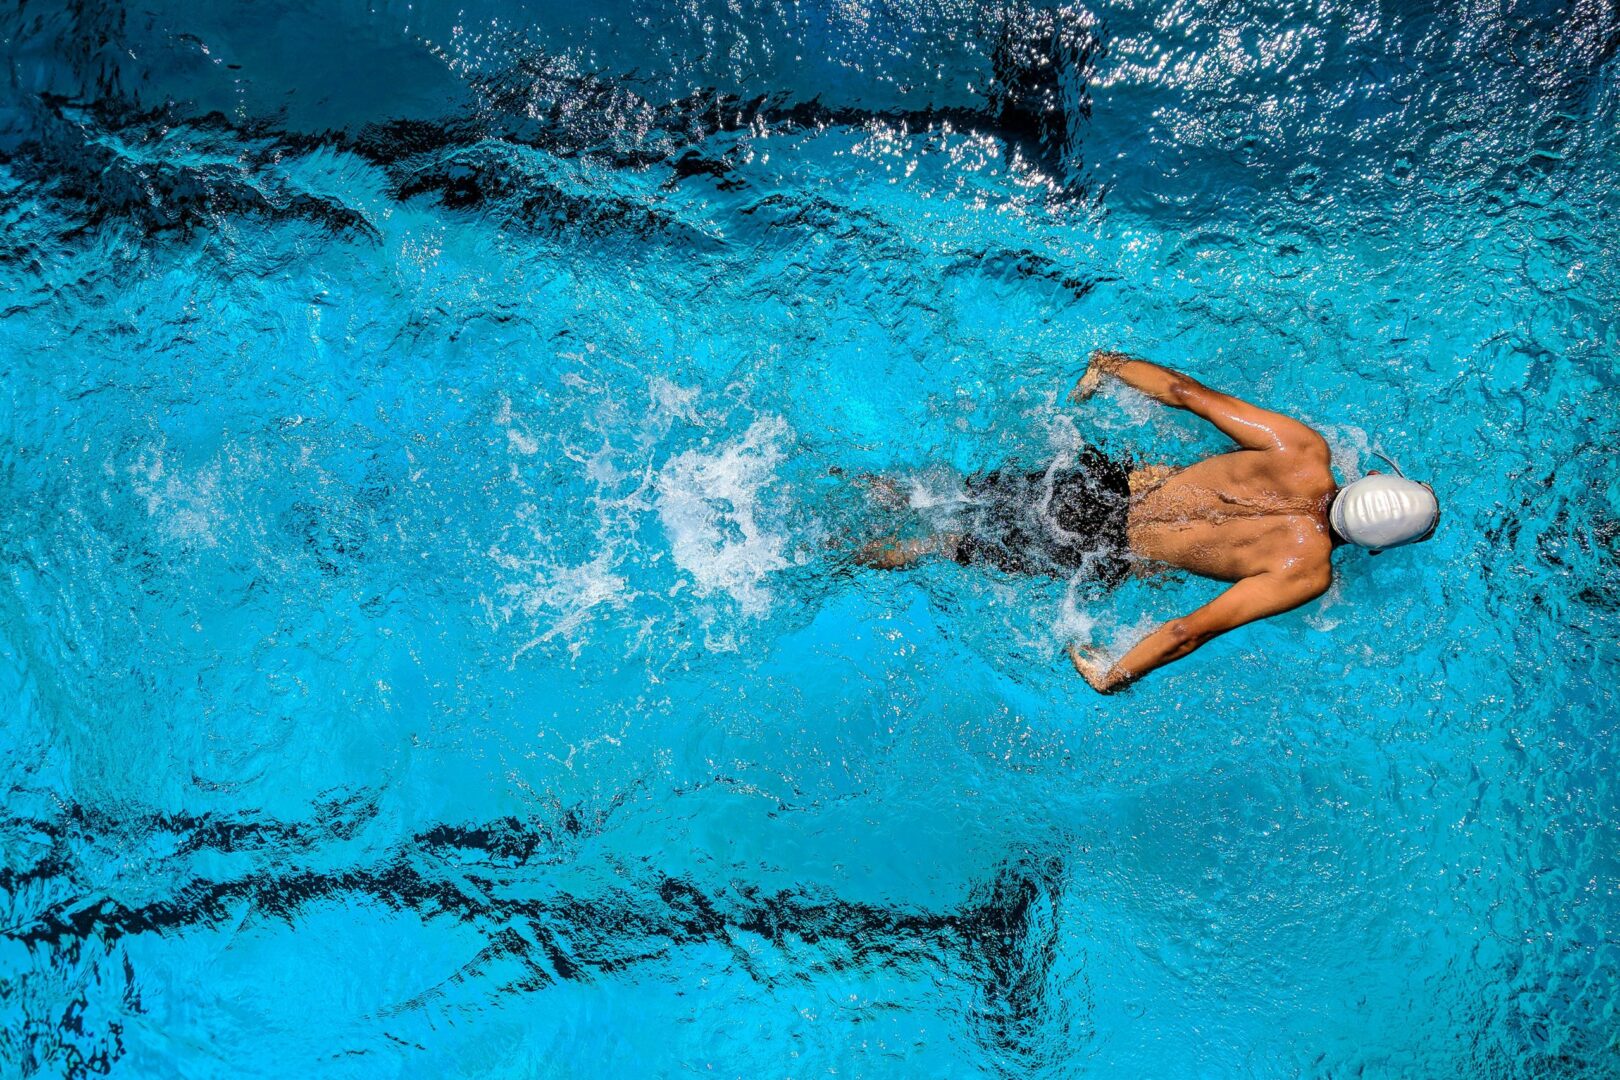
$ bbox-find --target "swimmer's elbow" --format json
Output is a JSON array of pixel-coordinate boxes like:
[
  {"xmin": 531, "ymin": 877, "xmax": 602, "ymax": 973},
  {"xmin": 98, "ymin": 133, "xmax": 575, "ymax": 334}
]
[
  {"xmin": 1163, "ymin": 619, "xmax": 1210, "ymax": 656},
  {"xmin": 1292, "ymin": 567, "xmax": 1333, "ymax": 603},
  {"xmin": 1166, "ymin": 375, "xmax": 1205, "ymax": 408}
]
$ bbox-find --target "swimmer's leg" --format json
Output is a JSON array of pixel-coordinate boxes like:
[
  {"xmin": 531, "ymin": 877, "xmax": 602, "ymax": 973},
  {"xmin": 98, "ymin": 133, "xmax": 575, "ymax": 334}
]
[
  {"xmin": 826, "ymin": 466, "xmax": 915, "ymax": 512},
  {"xmin": 840, "ymin": 467, "xmax": 974, "ymax": 569},
  {"xmin": 858, "ymin": 473, "xmax": 911, "ymax": 511},
  {"xmin": 854, "ymin": 533, "xmax": 961, "ymax": 570}
]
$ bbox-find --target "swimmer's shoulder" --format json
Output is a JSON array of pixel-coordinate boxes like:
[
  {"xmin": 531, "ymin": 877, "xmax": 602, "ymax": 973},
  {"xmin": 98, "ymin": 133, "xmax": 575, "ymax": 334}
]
[
  {"xmin": 1269, "ymin": 429, "xmax": 1335, "ymax": 495},
  {"xmin": 1273, "ymin": 520, "xmax": 1335, "ymax": 594}
]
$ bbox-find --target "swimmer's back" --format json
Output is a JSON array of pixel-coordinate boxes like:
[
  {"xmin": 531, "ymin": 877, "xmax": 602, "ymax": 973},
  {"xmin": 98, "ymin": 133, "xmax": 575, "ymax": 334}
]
[{"xmin": 1126, "ymin": 443, "xmax": 1336, "ymax": 583}]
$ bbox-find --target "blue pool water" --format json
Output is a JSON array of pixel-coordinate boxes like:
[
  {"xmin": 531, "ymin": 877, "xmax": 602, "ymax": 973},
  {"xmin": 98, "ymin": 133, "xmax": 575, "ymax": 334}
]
[{"xmin": 2, "ymin": 1, "xmax": 1618, "ymax": 1075}]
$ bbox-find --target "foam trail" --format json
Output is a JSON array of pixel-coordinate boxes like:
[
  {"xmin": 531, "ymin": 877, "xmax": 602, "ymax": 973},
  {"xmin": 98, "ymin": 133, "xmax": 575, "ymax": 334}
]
[{"xmin": 656, "ymin": 417, "xmax": 792, "ymax": 616}]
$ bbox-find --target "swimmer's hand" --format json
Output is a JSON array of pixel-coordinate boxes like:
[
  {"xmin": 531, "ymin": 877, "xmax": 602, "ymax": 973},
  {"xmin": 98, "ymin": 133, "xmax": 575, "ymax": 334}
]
[
  {"xmin": 1067, "ymin": 642, "xmax": 1119, "ymax": 694},
  {"xmin": 1068, "ymin": 350, "xmax": 1130, "ymax": 402}
]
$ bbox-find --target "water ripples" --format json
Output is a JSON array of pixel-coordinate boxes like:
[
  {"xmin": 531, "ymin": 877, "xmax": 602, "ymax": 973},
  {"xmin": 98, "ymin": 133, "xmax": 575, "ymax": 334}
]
[{"xmin": 2, "ymin": 0, "xmax": 1618, "ymax": 1076}]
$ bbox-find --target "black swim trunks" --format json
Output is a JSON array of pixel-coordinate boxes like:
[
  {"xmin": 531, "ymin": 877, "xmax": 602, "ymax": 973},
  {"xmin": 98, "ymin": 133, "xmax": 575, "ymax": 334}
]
[{"xmin": 952, "ymin": 446, "xmax": 1134, "ymax": 585}]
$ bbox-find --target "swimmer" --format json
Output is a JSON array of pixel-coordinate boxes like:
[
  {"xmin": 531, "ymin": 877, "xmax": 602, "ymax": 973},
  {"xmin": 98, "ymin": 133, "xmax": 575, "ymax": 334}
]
[{"xmin": 858, "ymin": 350, "xmax": 1439, "ymax": 693}]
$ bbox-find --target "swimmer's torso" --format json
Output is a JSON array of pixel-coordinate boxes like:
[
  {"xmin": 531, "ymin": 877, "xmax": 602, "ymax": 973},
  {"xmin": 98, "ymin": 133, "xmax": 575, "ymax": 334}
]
[{"xmin": 1127, "ymin": 448, "xmax": 1337, "ymax": 582}]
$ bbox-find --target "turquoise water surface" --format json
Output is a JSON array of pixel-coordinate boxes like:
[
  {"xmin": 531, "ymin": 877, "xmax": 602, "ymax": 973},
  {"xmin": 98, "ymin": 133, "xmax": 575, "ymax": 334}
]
[{"xmin": 2, "ymin": 1, "xmax": 1618, "ymax": 1076}]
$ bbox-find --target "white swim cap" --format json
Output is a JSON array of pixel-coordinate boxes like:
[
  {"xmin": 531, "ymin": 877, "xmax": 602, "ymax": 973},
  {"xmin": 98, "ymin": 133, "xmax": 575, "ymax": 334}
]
[{"xmin": 1329, "ymin": 474, "xmax": 1439, "ymax": 549}]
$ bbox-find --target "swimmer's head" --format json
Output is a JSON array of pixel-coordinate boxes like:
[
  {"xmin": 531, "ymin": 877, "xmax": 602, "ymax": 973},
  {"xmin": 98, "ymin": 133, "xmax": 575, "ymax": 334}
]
[{"xmin": 1329, "ymin": 472, "xmax": 1439, "ymax": 551}]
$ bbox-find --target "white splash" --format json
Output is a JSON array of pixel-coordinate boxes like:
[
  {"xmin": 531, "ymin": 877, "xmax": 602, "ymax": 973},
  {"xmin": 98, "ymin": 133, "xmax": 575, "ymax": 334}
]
[
  {"xmin": 1098, "ymin": 382, "xmax": 1160, "ymax": 428},
  {"xmin": 495, "ymin": 552, "xmax": 630, "ymax": 662},
  {"xmin": 1304, "ymin": 574, "xmax": 1347, "ymax": 632},
  {"xmin": 1043, "ymin": 410, "xmax": 1086, "ymax": 455},
  {"xmin": 656, "ymin": 416, "xmax": 792, "ymax": 616},
  {"xmin": 1054, "ymin": 579, "xmax": 1101, "ymax": 648},
  {"xmin": 904, "ymin": 469, "xmax": 969, "ymax": 513},
  {"xmin": 646, "ymin": 376, "xmax": 703, "ymax": 428},
  {"xmin": 1055, "ymin": 585, "xmax": 1161, "ymax": 664},
  {"xmin": 1107, "ymin": 612, "xmax": 1163, "ymax": 660}
]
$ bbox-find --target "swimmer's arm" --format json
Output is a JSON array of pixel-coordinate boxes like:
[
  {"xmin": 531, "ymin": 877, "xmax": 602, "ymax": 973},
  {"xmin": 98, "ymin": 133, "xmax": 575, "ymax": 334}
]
[
  {"xmin": 1070, "ymin": 350, "xmax": 1325, "ymax": 453},
  {"xmin": 1068, "ymin": 570, "xmax": 1329, "ymax": 693}
]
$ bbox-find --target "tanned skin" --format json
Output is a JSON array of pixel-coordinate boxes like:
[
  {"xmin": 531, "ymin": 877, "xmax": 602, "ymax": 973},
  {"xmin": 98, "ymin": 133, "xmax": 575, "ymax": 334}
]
[
  {"xmin": 1064, "ymin": 350, "xmax": 1336, "ymax": 693},
  {"xmin": 855, "ymin": 350, "xmax": 1342, "ymax": 691}
]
